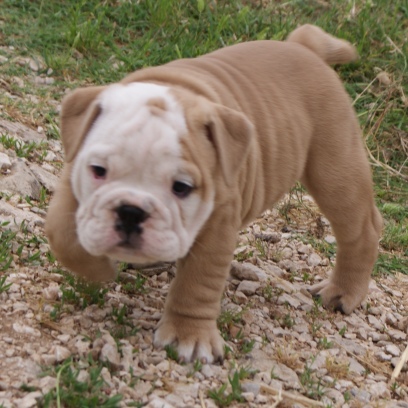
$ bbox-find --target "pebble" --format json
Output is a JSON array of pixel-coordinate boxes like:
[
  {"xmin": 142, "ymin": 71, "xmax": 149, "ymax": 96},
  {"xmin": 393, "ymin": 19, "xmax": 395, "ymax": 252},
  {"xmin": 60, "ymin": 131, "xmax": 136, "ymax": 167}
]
[
  {"xmin": 324, "ymin": 235, "xmax": 336, "ymax": 244},
  {"xmin": 385, "ymin": 344, "xmax": 401, "ymax": 357},
  {"xmin": 307, "ymin": 253, "xmax": 322, "ymax": 267},
  {"xmin": 230, "ymin": 261, "xmax": 267, "ymax": 281},
  {"xmin": 12, "ymin": 323, "xmax": 41, "ymax": 337},
  {"xmin": 236, "ymin": 280, "xmax": 261, "ymax": 295},
  {"xmin": 0, "ymin": 152, "xmax": 11, "ymax": 170},
  {"xmin": 100, "ymin": 343, "xmax": 121, "ymax": 369}
]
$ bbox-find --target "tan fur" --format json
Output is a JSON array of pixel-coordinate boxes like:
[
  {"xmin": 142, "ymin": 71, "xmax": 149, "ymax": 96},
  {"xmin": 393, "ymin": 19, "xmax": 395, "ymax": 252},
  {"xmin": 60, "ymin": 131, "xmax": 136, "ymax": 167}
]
[{"xmin": 46, "ymin": 25, "xmax": 382, "ymax": 362}]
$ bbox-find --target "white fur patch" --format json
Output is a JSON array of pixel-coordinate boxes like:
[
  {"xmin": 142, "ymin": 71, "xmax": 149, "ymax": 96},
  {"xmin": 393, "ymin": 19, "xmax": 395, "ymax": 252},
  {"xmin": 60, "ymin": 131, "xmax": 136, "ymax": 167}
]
[{"xmin": 72, "ymin": 82, "xmax": 214, "ymax": 265}]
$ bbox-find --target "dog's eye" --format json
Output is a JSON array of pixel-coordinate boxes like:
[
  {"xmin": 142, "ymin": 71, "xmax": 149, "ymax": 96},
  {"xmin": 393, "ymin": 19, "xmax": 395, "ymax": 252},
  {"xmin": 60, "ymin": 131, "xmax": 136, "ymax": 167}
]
[
  {"xmin": 172, "ymin": 181, "xmax": 194, "ymax": 198},
  {"xmin": 90, "ymin": 165, "xmax": 107, "ymax": 180}
]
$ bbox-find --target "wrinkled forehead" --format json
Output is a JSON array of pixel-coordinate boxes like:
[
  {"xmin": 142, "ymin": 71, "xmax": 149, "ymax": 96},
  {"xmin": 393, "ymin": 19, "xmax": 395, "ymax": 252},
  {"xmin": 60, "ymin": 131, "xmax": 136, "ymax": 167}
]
[{"xmin": 80, "ymin": 82, "xmax": 193, "ymax": 177}]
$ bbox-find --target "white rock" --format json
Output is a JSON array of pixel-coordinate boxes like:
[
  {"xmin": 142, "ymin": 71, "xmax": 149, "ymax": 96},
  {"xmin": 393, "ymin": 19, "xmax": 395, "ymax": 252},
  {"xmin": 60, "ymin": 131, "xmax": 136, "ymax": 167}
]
[
  {"xmin": 14, "ymin": 391, "xmax": 42, "ymax": 408},
  {"xmin": 276, "ymin": 293, "xmax": 300, "ymax": 308},
  {"xmin": 377, "ymin": 351, "xmax": 392, "ymax": 361},
  {"xmin": 242, "ymin": 392, "xmax": 255, "ymax": 402},
  {"xmin": 12, "ymin": 76, "xmax": 24, "ymax": 87},
  {"xmin": 263, "ymin": 264, "xmax": 285, "ymax": 277},
  {"xmin": 324, "ymin": 235, "xmax": 336, "ymax": 244},
  {"xmin": 38, "ymin": 376, "xmax": 56, "ymax": 394},
  {"xmin": 388, "ymin": 329, "xmax": 407, "ymax": 341},
  {"xmin": 385, "ymin": 344, "xmax": 400, "ymax": 357},
  {"xmin": 281, "ymin": 247, "xmax": 293, "ymax": 259},
  {"xmin": 0, "ymin": 152, "xmax": 11, "ymax": 170},
  {"xmin": 100, "ymin": 343, "xmax": 121, "ymax": 368},
  {"xmin": 0, "ymin": 159, "xmax": 42, "ymax": 199},
  {"xmin": 12, "ymin": 323, "xmax": 41, "ymax": 337},
  {"xmin": 44, "ymin": 151, "xmax": 56, "ymax": 162},
  {"xmin": 297, "ymin": 244, "xmax": 310, "ymax": 254},
  {"xmin": 369, "ymin": 381, "xmax": 391, "ymax": 399},
  {"xmin": 0, "ymin": 56, "xmax": 8, "ymax": 64},
  {"xmin": 307, "ymin": 253, "xmax": 322, "ymax": 267},
  {"xmin": 43, "ymin": 283, "xmax": 60, "ymax": 300},
  {"xmin": 236, "ymin": 280, "xmax": 260, "ymax": 295},
  {"xmin": 234, "ymin": 291, "xmax": 248, "ymax": 304},
  {"xmin": 146, "ymin": 397, "xmax": 174, "ymax": 408},
  {"xmin": 230, "ymin": 261, "xmax": 267, "ymax": 281},
  {"xmin": 54, "ymin": 346, "xmax": 71, "ymax": 362},
  {"xmin": 77, "ymin": 370, "xmax": 90, "ymax": 383}
]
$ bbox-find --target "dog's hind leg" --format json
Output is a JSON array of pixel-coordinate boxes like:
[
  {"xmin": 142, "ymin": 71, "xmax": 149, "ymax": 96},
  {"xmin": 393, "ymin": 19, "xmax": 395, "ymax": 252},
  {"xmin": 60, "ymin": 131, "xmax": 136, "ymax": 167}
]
[{"xmin": 301, "ymin": 119, "xmax": 382, "ymax": 314}]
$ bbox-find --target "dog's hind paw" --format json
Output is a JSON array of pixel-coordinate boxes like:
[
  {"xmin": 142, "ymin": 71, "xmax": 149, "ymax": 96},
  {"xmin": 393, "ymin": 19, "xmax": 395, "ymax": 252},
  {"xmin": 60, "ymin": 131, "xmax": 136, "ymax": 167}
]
[
  {"xmin": 308, "ymin": 279, "xmax": 368, "ymax": 315},
  {"xmin": 154, "ymin": 313, "xmax": 224, "ymax": 364}
]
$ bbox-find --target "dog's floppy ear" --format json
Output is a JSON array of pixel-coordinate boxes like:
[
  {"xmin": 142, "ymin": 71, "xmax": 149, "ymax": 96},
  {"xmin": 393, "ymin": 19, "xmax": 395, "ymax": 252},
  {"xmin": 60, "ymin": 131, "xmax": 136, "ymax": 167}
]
[
  {"xmin": 206, "ymin": 104, "xmax": 254, "ymax": 186},
  {"xmin": 45, "ymin": 165, "xmax": 116, "ymax": 281},
  {"xmin": 61, "ymin": 86, "xmax": 106, "ymax": 162}
]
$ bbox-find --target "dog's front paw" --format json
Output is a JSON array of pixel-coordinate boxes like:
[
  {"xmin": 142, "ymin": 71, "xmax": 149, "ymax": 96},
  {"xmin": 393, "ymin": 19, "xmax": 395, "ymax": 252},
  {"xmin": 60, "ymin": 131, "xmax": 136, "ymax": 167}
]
[
  {"xmin": 154, "ymin": 313, "xmax": 224, "ymax": 363},
  {"xmin": 308, "ymin": 279, "xmax": 368, "ymax": 314}
]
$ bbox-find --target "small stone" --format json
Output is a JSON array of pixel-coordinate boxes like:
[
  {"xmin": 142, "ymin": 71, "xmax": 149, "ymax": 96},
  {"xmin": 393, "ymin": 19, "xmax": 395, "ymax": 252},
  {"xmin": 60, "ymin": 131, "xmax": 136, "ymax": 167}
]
[
  {"xmin": 146, "ymin": 396, "xmax": 173, "ymax": 408},
  {"xmin": 236, "ymin": 280, "xmax": 260, "ymax": 296},
  {"xmin": 29, "ymin": 58, "xmax": 40, "ymax": 71},
  {"xmin": 385, "ymin": 344, "xmax": 401, "ymax": 357},
  {"xmin": 377, "ymin": 71, "xmax": 391, "ymax": 85},
  {"xmin": 241, "ymin": 381, "xmax": 260, "ymax": 396},
  {"xmin": 369, "ymin": 381, "xmax": 391, "ymax": 399},
  {"xmin": 385, "ymin": 313, "xmax": 398, "ymax": 327},
  {"xmin": 13, "ymin": 323, "xmax": 41, "ymax": 337},
  {"xmin": 230, "ymin": 261, "xmax": 267, "ymax": 281},
  {"xmin": 370, "ymin": 331, "xmax": 388, "ymax": 342},
  {"xmin": 100, "ymin": 343, "xmax": 121, "ymax": 369},
  {"xmin": 77, "ymin": 370, "xmax": 89, "ymax": 383},
  {"xmin": 0, "ymin": 152, "xmax": 11, "ymax": 170},
  {"xmin": 0, "ymin": 56, "xmax": 8, "ymax": 64},
  {"xmin": 388, "ymin": 329, "xmax": 407, "ymax": 341},
  {"xmin": 367, "ymin": 315, "xmax": 383, "ymax": 331},
  {"xmin": 43, "ymin": 283, "xmax": 60, "ymax": 300},
  {"xmin": 242, "ymin": 392, "xmax": 255, "ymax": 402},
  {"xmin": 15, "ymin": 392, "xmax": 42, "ymax": 408},
  {"xmin": 12, "ymin": 76, "xmax": 24, "ymax": 87},
  {"xmin": 324, "ymin": 235, "xmax": 336, "ymax": 244},
  {"xmin": 45, "ymin": 77, "xmax": 55, "ymax": 85},
  {"xmin": 234, "ymin": 290, "xmax": 248, "ymax": 304},
  {"xmin": 54, "ymin": 346, "xmax": 71, "ymax": 362},
  {"xmin": 254, "ymin": 232, "xmax": 280, "ymax": 243},
  {"xmin": 307, "ymin": 253, "xmax": 322, "ymax": 267},
  {"xmin": 297, "ymin": 244, "xmax": 310, "ymax": 254},
  {"xmin": 38, "ymin": 376, "xmax": 56, "ymax": 394},
  {"xmin": 276, "ymin": 293, "xmax": 300, "ymax": 308},
  {"xmin": 278, "ymin": 259, "xmax": 297, "ymax": 272},
  {"xmin": 44, "ymin": 151, "xmax": 56, "ymax": 162},
  {"xmin": 376, "ymin": 351, "xmax": 392, "ymax": 361},
  {"xmin": 281, "ymin": 247, "xmax": 293, "ymax": 259},
  {"xmin": 348, "ymin": 358, "xmax": 366, "ymax": 375},
  {"xmin": 263, "ymin": 264, "xmax": 285, "ymax": 277},
  {"xmin": 351, "ymin": 388, "xmax": 371, "ymax": 403}
]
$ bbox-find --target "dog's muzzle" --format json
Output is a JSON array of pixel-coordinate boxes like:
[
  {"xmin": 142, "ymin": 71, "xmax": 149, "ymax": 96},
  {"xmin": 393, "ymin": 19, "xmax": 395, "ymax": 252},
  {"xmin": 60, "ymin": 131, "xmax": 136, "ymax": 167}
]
[{"xmin": 115, "ymin": 204, "xmax": 149, "ymax": 246}]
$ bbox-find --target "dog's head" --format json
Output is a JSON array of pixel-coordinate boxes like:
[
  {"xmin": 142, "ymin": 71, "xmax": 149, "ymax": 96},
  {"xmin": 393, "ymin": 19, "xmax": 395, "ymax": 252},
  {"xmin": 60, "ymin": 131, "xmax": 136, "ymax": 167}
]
[{"xmin": 55, "ymin": 81, "xmax": 253, "ymax": 270}]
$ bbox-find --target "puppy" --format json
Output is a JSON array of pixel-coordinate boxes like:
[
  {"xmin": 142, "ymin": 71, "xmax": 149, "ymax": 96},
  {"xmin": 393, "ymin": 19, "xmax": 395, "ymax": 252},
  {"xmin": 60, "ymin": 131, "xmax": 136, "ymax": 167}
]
[{"xmin": 46, "ymin": 25, "xmax": 382, "ymax": 363}]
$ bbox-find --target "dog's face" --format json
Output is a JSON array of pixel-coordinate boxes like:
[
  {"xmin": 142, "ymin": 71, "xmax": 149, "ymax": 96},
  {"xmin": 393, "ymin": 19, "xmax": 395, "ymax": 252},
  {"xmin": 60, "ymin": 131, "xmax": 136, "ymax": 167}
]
[{"xmin": 63, "ymin": 82, "xmax": 253, "ymax": 266}]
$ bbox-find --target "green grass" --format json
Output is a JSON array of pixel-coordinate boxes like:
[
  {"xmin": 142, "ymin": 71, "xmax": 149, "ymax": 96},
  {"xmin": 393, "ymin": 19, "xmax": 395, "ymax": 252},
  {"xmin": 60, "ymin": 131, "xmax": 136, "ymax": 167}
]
[{"xmin": 39, "ymin": 356, "xmax": 123, "ymax": 408}]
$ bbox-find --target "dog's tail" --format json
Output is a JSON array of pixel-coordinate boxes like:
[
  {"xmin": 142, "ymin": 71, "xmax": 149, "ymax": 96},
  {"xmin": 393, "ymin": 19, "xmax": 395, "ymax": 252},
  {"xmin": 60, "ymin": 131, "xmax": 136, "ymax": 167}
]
[{"xmin": 286, "ymin": 24, "xmax": 358, "ymax": 65}]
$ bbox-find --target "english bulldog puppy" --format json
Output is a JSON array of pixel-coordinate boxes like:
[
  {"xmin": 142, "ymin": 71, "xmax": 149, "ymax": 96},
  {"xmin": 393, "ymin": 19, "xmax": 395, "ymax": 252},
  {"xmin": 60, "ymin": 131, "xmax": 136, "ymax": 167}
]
[{"xmin": 46, "ymin": 25, "xmax": 382, "ymax": 363}]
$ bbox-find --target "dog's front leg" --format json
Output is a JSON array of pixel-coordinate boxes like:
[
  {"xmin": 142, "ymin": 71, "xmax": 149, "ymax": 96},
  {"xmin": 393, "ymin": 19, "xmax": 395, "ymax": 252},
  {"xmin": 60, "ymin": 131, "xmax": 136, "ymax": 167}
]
[{"xmin": 154, "ymin": 211, "xmax": 238, "ymax": 363}]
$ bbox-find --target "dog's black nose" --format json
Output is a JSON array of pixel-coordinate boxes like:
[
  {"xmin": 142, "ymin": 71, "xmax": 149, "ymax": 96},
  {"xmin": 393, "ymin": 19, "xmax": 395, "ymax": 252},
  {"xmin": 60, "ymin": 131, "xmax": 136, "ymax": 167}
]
[{"xmin": 115, "ymin": 205, "xmax": 149, "ymax": 236}]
